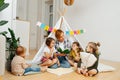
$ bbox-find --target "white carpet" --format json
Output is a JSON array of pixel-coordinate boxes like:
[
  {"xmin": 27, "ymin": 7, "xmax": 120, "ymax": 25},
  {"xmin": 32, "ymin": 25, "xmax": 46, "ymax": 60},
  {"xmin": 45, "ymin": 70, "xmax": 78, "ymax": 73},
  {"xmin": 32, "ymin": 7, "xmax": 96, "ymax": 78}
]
[
  {"xmin": 98, "ymin": 63, "xmax": 115, "ymax": 72},
  {"xmin": 47, "ymin": 67, "xmax": 74, "ymax": 76},
  {"xmin": 47, "ymin": 63, "xmax": 115, "ymax": 76},
  {"xmin": 26, "ymin": 60, "xmax": 116, "ymax": 76}
]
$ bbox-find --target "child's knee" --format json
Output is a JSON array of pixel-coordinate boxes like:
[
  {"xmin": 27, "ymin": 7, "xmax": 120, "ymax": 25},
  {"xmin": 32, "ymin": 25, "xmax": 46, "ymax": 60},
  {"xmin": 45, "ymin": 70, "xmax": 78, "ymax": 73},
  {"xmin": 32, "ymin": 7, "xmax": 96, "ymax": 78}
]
[
  {"xmin": 48, "ymin": 60, "xmax": 52, "ymax": 64},
  {"xmin": 88, "ymin": 69, "xmax": 98, "ymax": 75}
]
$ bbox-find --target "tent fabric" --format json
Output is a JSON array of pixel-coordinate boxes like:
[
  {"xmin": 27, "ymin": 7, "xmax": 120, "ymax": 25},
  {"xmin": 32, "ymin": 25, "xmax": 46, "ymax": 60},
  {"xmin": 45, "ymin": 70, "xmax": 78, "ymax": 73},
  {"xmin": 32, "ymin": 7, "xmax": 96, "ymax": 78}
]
[{"xmin": 32, "ymin": 16, "xmax": 83, "ymax": 64}]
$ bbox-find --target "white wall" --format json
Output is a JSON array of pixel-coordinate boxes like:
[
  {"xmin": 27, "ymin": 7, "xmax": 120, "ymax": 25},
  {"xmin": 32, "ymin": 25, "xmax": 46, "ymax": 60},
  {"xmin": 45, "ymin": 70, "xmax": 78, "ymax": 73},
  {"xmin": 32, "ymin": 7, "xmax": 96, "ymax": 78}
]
[
  {"xmin": 27, "ymin": 0, "xmax": 38, "ymax": 50},
  {"xmin": 65, "ymin": 0, "xmax": 120, "ymax": 62},
  {"xmin": 15, "ymin": 0, "xmax": 64, "ymax": 50},
  {"xmin": 0, "ymin": 0, "xmax": 17, "ymax": 36},
  {"xmin": 16, "ymin": 0, "xmax": 28, "ymax": 20},
  {"xmin": 0, "ymin": 0, "xmax": 13, "ymax": 32},
  {"xmin": 16, "ymin": 0, "xmax": 42, "ymax": 50},
  {"xmin": 14, "ymin": 20, "xmax": 30, "ymax": 55},
  {"xmin": 37, "ymin": 0, "xmax": 44, "ymax": 50}
]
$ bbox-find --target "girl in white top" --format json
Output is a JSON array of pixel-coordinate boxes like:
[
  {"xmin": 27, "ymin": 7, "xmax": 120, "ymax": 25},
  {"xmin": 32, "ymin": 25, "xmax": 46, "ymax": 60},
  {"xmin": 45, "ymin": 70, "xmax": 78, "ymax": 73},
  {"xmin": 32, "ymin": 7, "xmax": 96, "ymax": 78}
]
[{"xmin": 41, "ymin": 37, "xmax": 60, "ymax": 67}]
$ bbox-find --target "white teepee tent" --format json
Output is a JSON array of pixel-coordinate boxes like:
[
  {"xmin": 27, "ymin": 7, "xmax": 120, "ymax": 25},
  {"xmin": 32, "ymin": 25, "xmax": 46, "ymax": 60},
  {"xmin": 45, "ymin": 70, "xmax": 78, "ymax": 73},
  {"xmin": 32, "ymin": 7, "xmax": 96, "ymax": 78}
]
[
  {"xmin": 31, "ymin": 16, "xmax": 116, "ymax": 73},
  {"xmin": 32, "ymin": 16, "xmax": 83, "ymax": 64}
]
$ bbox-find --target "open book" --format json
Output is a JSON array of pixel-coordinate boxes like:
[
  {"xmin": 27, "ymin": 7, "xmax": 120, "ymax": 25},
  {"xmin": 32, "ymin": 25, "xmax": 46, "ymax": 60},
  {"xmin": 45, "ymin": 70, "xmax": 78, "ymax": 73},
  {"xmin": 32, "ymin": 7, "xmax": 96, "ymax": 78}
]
[{"xmin": 57, "ymin": 48, "xmax": 70, "ymax": 54}]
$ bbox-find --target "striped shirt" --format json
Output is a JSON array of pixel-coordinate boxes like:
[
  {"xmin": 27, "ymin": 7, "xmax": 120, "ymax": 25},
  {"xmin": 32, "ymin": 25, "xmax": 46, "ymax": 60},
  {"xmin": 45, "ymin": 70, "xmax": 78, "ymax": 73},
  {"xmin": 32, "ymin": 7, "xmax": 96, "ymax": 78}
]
[{"xmin": 55, "ymin": 39, "xmax": 71, "ymax": 52}]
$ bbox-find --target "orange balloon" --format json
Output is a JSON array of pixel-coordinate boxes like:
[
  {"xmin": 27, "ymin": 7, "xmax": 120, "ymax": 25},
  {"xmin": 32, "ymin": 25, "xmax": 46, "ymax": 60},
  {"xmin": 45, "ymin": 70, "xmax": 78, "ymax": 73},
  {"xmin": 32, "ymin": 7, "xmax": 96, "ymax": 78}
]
[{"xmin": 64, "ymin": 0, "xmax": 74, "ymax": 6}]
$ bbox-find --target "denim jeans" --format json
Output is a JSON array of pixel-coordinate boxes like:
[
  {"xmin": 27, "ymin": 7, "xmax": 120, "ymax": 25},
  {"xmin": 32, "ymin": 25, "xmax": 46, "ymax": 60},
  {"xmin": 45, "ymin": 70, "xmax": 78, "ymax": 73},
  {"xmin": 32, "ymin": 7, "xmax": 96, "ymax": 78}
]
[
  {"xmin": 49, "ymin": 63, "xmax": 58, "ymax": 69},
  {"xmin": 24, "ymin": 67, "xmax": 40, "ymax": 74},
  {"xmin": 58, "ymin": 56, "xmax": 70, "ymax": 68},
  {"xmin": 49, "ymin": 56, "xmax": 70, "ymax": 69}
]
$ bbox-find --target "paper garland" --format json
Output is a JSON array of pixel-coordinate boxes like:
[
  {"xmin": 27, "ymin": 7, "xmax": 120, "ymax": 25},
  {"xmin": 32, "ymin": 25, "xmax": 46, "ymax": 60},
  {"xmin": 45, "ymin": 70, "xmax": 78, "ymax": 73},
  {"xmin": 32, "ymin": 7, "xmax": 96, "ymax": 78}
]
[{"xmin": 36, "ymin": 21, "xmax": 85, "ymax": 35}]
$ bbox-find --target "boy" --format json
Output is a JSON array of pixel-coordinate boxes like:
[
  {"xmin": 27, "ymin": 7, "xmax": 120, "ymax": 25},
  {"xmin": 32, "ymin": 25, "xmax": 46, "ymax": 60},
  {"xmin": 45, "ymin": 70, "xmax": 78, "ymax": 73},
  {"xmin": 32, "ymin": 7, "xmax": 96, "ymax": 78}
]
[{"xmin": 11, "ymin": 46, "xmax": 46, "ymax": 76}]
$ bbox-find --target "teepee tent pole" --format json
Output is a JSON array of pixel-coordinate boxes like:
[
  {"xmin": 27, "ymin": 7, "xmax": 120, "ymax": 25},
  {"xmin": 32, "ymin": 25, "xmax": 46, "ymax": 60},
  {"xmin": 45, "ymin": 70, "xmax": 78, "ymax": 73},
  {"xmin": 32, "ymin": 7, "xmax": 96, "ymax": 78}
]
[
  {"xmin": 32, "ymin": 8, "xmax": 84, "ymax": 64},
  {"xmin": 59, "ymin": 8, "xmax": 67, "ymax": 29},
  {"xmin": 60, "ymin": 17, "xmax": 63, "ymax": 29}
]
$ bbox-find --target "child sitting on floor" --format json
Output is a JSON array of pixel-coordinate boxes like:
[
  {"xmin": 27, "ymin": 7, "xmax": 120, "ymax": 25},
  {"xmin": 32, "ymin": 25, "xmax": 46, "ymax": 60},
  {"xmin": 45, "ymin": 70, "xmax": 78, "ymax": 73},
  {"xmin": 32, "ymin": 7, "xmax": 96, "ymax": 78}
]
[
  {"xmin": 68, "ymin": 42, "xmax": 82, "ymax": 68},
  {"xmin": 11, "ymin": 46, "xmax": 46, "ymax": 76},
  {"xmin": 40, "ymin": 37, "xmax": 60, "ymax": 68},
  {"xmin": 77, "ymin": 42, "xmax": 100, "ymax": 77}
]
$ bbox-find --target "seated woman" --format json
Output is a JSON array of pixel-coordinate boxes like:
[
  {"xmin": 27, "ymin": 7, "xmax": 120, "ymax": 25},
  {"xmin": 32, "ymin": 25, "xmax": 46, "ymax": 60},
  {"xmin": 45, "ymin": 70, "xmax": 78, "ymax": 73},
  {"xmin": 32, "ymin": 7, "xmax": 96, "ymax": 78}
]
[{"xmin": 50, "ymin": 29, "xmax": 71, "ymax": 68}]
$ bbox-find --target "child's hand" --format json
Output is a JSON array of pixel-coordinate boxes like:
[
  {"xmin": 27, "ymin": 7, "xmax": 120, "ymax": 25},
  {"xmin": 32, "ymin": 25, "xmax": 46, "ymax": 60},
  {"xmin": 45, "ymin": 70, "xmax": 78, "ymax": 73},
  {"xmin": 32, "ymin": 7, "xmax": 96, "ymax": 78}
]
[
  {"xmin": 53, "ymin": 53, "xmax": 57, "ymax": 57},
  {"xmin": 28, "ymin": 64, "xmax": 32, "ymax": 67},
  {"xmin": 56, "ymin": 53, "xmax": 66, "ymax": 56},
  {"xmin": 57, "ymin": 61, "xmax": 60, "ymax": 66},
  {"xmin": 44, "ymin": 52, "xmax": 51, "ymax": 59},
  {"xmin": 60, "ymin": 53, "xmax": 66, "ymax": 56}
]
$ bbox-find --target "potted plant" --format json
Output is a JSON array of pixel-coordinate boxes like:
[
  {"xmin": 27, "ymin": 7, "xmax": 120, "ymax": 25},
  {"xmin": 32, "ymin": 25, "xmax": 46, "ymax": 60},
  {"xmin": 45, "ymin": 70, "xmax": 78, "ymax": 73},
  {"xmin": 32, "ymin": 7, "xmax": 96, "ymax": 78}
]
[{"xmin": 0, "ymin": 28, "xmax": 20, "ymax": 71}]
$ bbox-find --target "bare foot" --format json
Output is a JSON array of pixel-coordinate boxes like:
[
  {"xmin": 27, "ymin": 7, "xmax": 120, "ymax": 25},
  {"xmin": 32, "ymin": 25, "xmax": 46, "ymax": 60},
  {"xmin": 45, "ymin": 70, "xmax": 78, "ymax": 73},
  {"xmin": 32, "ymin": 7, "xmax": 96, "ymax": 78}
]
[
  {"xmin": 76, "ymin": 68, "xmax": 81, "ymax": 74},
  {"xmin": 41, "ymin": 66, "xmax": 48, "ymax": 72},
  {"xmin": 84, "ymin": 73, "xmax": 89, "ymax": 77}
]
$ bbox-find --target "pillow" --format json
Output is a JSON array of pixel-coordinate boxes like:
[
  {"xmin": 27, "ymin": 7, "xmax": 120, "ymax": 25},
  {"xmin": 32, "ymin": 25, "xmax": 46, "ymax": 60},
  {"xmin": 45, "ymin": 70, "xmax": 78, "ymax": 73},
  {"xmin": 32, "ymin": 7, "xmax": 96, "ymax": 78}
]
[{"xmin": 80, "ymin": 52, "xmax": 97, "ymax": 68}]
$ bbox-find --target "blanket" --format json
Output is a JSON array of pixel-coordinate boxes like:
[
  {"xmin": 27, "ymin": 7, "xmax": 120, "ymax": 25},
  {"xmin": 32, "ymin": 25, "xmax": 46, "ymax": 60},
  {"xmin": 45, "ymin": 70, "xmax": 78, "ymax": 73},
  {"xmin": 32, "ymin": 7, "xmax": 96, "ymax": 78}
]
[{"xmin": 47, "ymin": 63, "xmax": 115, "ymax": 76}]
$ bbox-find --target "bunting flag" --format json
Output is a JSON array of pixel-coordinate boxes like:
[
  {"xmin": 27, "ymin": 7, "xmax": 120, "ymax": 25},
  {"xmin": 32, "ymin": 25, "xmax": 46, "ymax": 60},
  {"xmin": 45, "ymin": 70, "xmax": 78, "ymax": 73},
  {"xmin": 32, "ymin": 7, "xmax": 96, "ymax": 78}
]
[
  {"xmin": 65, "ymin": 29, "xmax": 85, "ymax": 35},
  {"xmin": 36, "ymin": 22, "xmax": 85, "ymax": 35}
]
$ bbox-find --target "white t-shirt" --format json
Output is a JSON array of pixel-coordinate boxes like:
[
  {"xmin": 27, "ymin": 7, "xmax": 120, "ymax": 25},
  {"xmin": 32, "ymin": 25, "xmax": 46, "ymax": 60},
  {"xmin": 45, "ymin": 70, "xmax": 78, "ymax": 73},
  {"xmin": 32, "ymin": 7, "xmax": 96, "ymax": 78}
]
[
  {"xmin": 59, "ymin": 42, "xmax": 65, "ymax": 50},
  {"xmin": 43, "ymin": 46, "xmax": 56, "ymax": 57}
]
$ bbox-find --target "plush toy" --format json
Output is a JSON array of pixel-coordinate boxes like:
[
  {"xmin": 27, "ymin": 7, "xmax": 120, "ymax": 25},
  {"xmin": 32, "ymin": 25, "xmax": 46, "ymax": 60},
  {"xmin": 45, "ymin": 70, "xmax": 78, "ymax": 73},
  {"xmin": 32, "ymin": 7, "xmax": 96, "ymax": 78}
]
[
  {"xmin": 80, "ymin": 52, "xmax": 97, "ymax": 68},
  {"xmin": 64, "ymin": 0, "xmax": 74, "ymax": 6}
]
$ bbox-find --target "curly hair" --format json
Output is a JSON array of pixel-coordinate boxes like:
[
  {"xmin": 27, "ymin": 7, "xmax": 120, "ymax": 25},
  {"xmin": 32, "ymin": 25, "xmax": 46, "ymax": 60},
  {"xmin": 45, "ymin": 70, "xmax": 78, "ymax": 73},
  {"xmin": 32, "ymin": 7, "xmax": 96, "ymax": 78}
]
[
  {"xmin": 87, "ymin": 42, "xmax": 100, "ymax": 54},
  {"xmin": 72, "ymin": 42, "xmax": 83, "ymax": 52},
  {"xmin": 55, "ymin": 29, "xmax": 64, "ymax": 39},
  {"xmin": 46, "ymin": 37, "xmax": 55, "ymax": 46}
]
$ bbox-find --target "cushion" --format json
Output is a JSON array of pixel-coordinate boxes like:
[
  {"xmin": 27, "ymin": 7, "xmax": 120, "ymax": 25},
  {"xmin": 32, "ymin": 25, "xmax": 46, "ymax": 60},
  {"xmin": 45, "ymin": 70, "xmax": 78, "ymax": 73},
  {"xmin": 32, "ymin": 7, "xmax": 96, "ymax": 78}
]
[{"xmin": 80, "ymin": 52, "xmax": 97, "ymax": 68}]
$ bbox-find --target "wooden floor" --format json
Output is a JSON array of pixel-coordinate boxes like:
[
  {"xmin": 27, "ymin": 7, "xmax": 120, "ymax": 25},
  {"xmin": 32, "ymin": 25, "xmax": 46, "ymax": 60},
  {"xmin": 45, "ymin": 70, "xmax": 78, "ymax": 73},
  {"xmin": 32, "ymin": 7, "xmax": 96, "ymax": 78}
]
[
  {"xmin": 2, "ymin": 50, "xmax": 120, "ymax": 80},
  {"xmin": 0, "ymin": 76, "xmax": 2, "ymax": 80}
]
